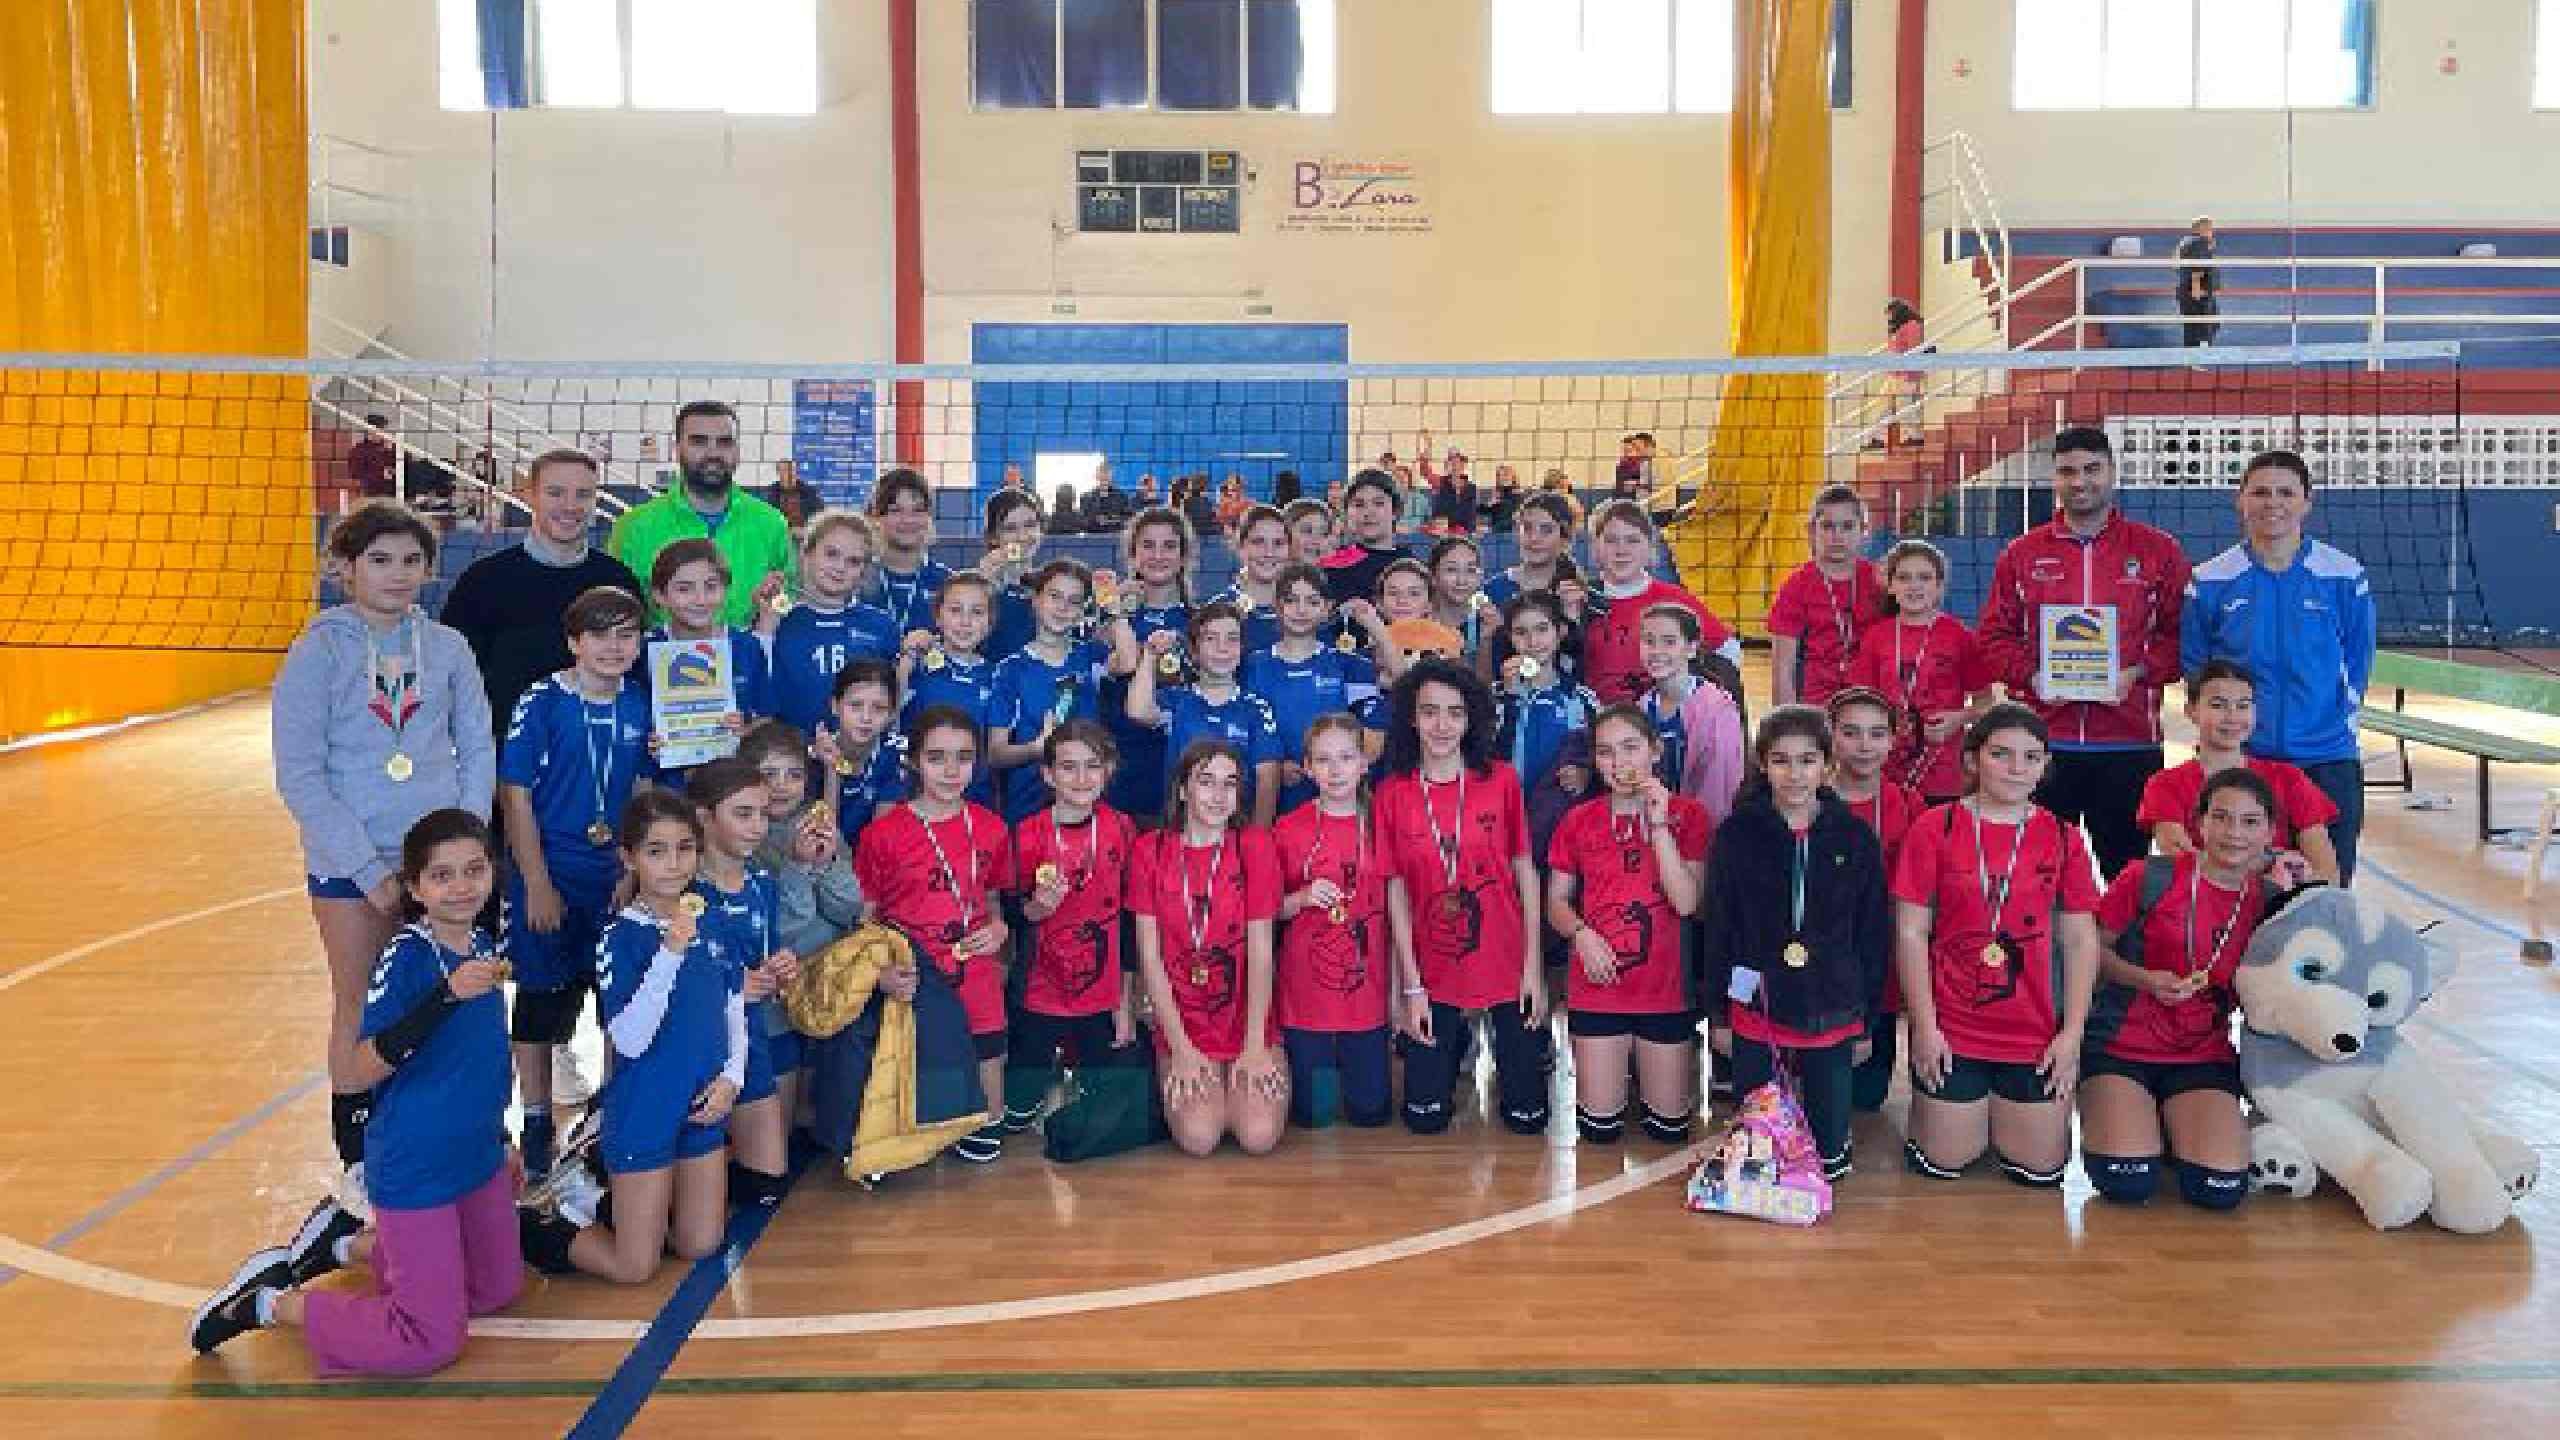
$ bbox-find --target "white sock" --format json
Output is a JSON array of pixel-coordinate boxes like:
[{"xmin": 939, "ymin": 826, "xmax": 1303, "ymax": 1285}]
[
  {"xmin": 331, "ymin": 1235, "xmax": 358, "ymax": 1266},
  {"xmin": 252, "ymin": 1287, "xmax": 280, "ymax": 1326}
]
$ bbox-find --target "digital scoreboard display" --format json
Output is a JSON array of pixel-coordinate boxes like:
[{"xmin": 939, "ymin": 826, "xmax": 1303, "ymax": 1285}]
[{"xmin": 1076, "ymin": 150, "xmax": 1240, "ymax": 235}]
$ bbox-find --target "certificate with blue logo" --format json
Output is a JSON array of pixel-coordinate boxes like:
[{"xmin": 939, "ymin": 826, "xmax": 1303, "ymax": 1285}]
[
  {"xmin": 650, "ymin": 636, "xmax": 739, "ymax": 769},
  {"xmin": 2036, "ymin": 604, "xmax": 2120, "ymax": 704}
]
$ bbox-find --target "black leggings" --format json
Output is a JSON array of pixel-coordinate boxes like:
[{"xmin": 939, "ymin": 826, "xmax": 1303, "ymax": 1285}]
[
  {"xmin": 1729, "ymin": 1033, "xmax": 1855, "ymax": 1165},
  {"xmin": 1401, "ymin": 1002, "xmax": 1552, "ymax": 1135}
]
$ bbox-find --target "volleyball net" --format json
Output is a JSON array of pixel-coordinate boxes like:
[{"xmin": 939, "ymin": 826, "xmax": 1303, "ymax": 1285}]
[{"xmin": 0, "ymin": 337, "xmax": 2520, "ymax": 657}]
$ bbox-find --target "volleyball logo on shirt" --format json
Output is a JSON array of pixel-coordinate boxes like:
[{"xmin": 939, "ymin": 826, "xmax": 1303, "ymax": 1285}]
[
  {"xmin": 1190, "ymin": 942, "xmax": 1239, "ymax": 1014},
  {"xmin": 1047, "ymin": 918, "xmax": 1112, "ymax": 998},
  {"xmin": 2136, "ymin": 981, "xmax": 2225, "ymax": 1052},
  {"xmin": 1307, "ymin": 913, "xmax": 1373, "ymax": 995},
  {"xmin": 1601, "ymin": 899, "xmax": 1655, "ymax": 973}
]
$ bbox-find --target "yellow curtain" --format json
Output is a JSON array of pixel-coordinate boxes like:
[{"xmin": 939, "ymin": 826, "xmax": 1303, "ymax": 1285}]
[
  {"xmin": 1675, "ymin": 0, "xmax": 1832, "ymax": 633},
  {"xmin": 0, "ymin": 0, "xmax": 310, "ymax": 738}
]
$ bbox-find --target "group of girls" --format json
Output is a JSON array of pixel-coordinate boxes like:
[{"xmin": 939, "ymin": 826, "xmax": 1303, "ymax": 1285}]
[{"xmin": 208, "ymin": 474, "xmax": 2344, "ymax": 1378}]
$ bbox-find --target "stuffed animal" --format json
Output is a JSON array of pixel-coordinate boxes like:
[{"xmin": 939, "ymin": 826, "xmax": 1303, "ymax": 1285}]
[{"xmin": 2236, "ymin": 887, "xmax": 2539, "ymax": 1232}]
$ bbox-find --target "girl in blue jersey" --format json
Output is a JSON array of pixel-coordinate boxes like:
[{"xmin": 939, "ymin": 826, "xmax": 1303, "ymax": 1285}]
[
  {"xmin": 520, "ymin": 790, "xmax": 742, "ymax": 1284},
  {"xmin": 1128, "ymin": 601, "xmax": 1285, "ymax": 828},
  {"xmin": 814, "ymin": 657, "xmax": 907, "ymax": 854},
  {"xmin": 979, "ymin": 490, "xmax": 1047, "ymax": 664},
  {"xmin": 686, "ymin": 757, "xmax": 801, "ymax": 1212},
  {"xmin": 988, "ymin": 558, "xmax": 1139, "ymax": 818},
  {"xmin": 646, "ymin": 539, "xmax": 770, "ymax": 780},
  {"xmin": 768, "ymin": 510, "xmax": 898, "ymax": 735},
  {"xmin": 1496, "ymin": 591, "xmax": 1601, "ymax": 805},
  {"xmin": 1282, "ymin": 497, "xmax": 1338, "ymax": 568},
  {"xmin": 1213, "ymin": 504, "xmax": 1293, "ymax": 653},
  {"xmin": 1427, "ymin": 535, "xmax": 1505, "ymax": 673},
  {"xmin": 865, "ymin": 468, "xmax": 952, "ymax": 641},
  {"xmin": 1241, "ymin": 563, "xmax": 1395, "ymax": 813},
  {"xmin": 900, "ymin": 570, "xmax": 1005, "ymax": 805},
  {"xmin": 191, "ymin": 810, "xmax": 520, "ymax": 1370},
  {"xmin": 1103, "ymin": 506, "xmax": 1199, "ymax": 821}
]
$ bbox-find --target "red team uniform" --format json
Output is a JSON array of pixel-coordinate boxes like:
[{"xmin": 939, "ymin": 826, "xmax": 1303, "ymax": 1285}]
[
  {"xmin": 1579, "ymin": 581, "xmax": 1732, "ymax": 705},
  {"xmin": 1842, "ymin": 781, "xmax": 1925, "ymax": 1011},
  {"xmin": 854, "ymin": 802, "xmax": 1017, "ymax": 1036},
  {"xmin": 1270, "ymin": 803, "xmax": 1392, "ymax": 1034},
  {"xmin": 1547, "ymin": 795, "xmax": 1712, "ymax": 1018},
  {"xmin": 1373, "ymin": 763, "xmax": 1533, "ymax": 1010},
  {"xmin": 1013, "ymin": 806, "xmax": 1140, "ymax": 1019},
  {"xmin": 1846, "ymin": 615, "xmax": 1994, "ymax": 801},
  {"xmin": 1890, "ymin": 801, "xmax": 2100, "ymax": 1066},
  {"xmin": 1765, "ymin": 560, "xmax": 1886, "ymax": 704},
  {"xmin": 2092, "ymin": 856, "xmax": 2263, "ymax": 1066},
  {"xmin": 2135, "ymin": 757, "xmax": 2338, "ymax": 850},
  {"xmin": 1130, "ymin": 827, "xmax": 1283, "ymax": 1062}
]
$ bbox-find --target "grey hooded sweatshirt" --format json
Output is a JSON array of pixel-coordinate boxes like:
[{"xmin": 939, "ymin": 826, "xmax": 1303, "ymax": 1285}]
[{"xmin": 272, "ymin": 604, "xmax": 497, "ymax": 895}]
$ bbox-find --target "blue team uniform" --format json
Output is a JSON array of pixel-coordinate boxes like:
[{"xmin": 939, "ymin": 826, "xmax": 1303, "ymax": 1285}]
[
  {"xmin": 1208, "ymin": 585, "xmax": 1283, "ymax": 653},
  {"xmin": 1105, "ymin": 602, "xmax": 1191, "ymax": 818},
  {"xmin": 1499, "ymin": 680, "xmax": 1601, "ymax": 794},
  {"xmin": 594, "ymin": 906, "xmax": 744, "ymax": 1174},
  {"xmin": 695, "ymin": 868, "xmax": 797, "ymax": 1102},
  {"xmin": 865, "ymin": 558, "xmax": 955, "ymax": 642},
  {"xmin": 905, "ymin": 650, "xmax": 1002, "ymax": 806},
  {"xmin": 360, "ymin": 925, "xmax": 510, "ymax": 1209},
  {"xmin": 1154, "ymin": 685, "xmax": 1284, "ymax": 816},
  {"xmin": 1643, "ymin": 682, "xmax": 1692, "ymax": 792},
  {"xmin": 768, "ymin": 600, "xmax": 898, "ymax": 735},
  {"xmin": 498, "ymin": 673, "xmax": 653, "ymax": 993},
  {"xmin": 988, "ymin": 638, "xmax": 1114, "ymax": 818},
  {"xmin": 1239, "ymin": 646, "xmax": 1386, "ymax": 812},
  {"xmin": 987, "ymin": 581, "xmax": 1039, "ymax": 664},
  {"xmin": 829, "ymin": 731, "xmax": 909, "ymax": 853}
]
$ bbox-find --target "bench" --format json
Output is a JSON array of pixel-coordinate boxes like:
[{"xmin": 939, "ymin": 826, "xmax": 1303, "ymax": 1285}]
[{"xmin": 2358, "ymin": 652, "xmax": 2560, "ymax": 843}]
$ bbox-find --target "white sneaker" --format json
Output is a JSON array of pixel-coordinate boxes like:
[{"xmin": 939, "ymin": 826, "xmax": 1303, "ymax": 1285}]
[
  {"xmin": 551, "ymin": 1159, "xmax": 607, "ymax": 1229},
  {"xmin": 334, "ymin": 1162, "xmax": 374, "ymax": 1225},
  {"xmin": 551, "ymin": 1042, "xmax": 596, "ymax": 1107}
]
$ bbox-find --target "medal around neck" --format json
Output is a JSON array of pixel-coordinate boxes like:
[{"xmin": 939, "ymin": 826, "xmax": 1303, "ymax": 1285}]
[
  {"xmin": 678, "ymin": 893, "xmax": 708, "ymax": 918},
  {"xmin": 586, "ymin": 819, "xmax": 615, "ymax": 847},
  {"xmin": 384, "ymin": 751, "xmax": 414, "ymax": 782},
  {"xmin": 1156, "ymin": 649, "xmax": 1184, "ymax": 679},
  {"xmin": 1035, "ymin": 861, "xmax": 1063, "ymax": 889}
]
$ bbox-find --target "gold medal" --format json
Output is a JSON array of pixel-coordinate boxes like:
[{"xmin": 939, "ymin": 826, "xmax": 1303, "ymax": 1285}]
[
  {"xmin": 679, "ymin": 893, "xmax": 707, "ymax": 918},
  {"xmin": 586, "ymin": 819, "xmax": 615, "ymax": 847},
  {"xmin": 1035, "ymin": 861, "xmax": 1063, "ymax": 889},
  {"xmin": 1980, "ymin": 940, "xmax": 2006, "ymax": 969},
  {"xmin": 1781, "ymin": 940, "xmax": 1810, "ymax": 969},
  {"xmin": 923, "ymin": 646, "xmax": 948, "ymax": 672},
  {"xmin": 833, "ymin": 754, "xmax": 857, "ymax": 778},
  {"xmin": 1115, "ymin": 589, "xmax": 1141, "ymax": 617},
  {"xmin": 1334, "ymin": 630, "xmax": 1358, "ymax": 654},
  {"xmin": 384, "ymin": 751, "xmax": 414, "ymax": 783},
  {"xmin": 773, "ymin": 592, "xmax": 796, "ymax": 617},
  {"xmin": 1156, "ymin": 649, "xmax": 1183, "ymax": 679},
  {"xmin": 491, "ymin": 960, "xmax": 513, "ymax": 985},
  {"xmin": 1188, "ymin": 963, "xmax": 1208, "ymax": 987},
  {"xmin": 1005, "ymin": 542, "xmax": 1027, "ymax": 564},
  {"xmin": 1328, "ymin": 903, "xmax": 1349, "ymax": 925},
  {"xmin": 1516, "ymin": 656, "xmax": 1541, "ymax": 681},
  {"xmin": 805, "ymin": 801, "xmax": 833, "ymax": 831},
  {"xmin": 1233, "ymin": 592, "xmax": 1254, "ymax": 615},
  {"xmin": 1469, "ymin": 590, "xmax": 1492, "ymax": 613}
]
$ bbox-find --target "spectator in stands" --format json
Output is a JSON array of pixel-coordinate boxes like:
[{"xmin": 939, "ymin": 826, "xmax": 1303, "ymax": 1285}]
[
  {"xmin": 1215, "ymin": 473, "xmax": 1251, "ymax": 536},
  {"xmin": 1426, "ymin": 448, "xmax": 1479, "ymax": 535},
  {"xmin": 2176, "ymin": 216, "xmax": 2219, "ymax": 348},
  {"xmin": 1001, "ymin": 462, "xmax": 1031, "ymax": 495},
  {"xmin": 1974, "ymin": 426, "xmax": 2190, "ymax": 879},
  {"xmin": 607, "ymin": 400, "xmax": 797, "ymax": 629},
  {"xmin": 1883, "ymin": 298, "xmax": 1926, "ymax": 450},
  {"xmin": 1272, "ymin": 469, "xmax": 1302, "ymax": 507},
  {"xmin": 1324, "ymin": 478, "xmax": 1347, "ymax": 512},
  {"xmin": 2180, "ymin": 449, "xmax": 2375, "ymax": 883},
  {"xmin": 1135, "ymin": 472, "xmax": 1161, "ymax": 507},
  {"xmin": 1484, "ymin": 463, "xmax": 1523, "ymax": 533},
  {"xmin": 441, "ymin": 448, "xmax": 642, "ymax": 735},
  {"xmin": 1395, "ymin": 462, "xmax": 1432, "ymax": 536},
  {"xmin": 348, "ymin": 414, "xmax": 397, "ymax": 499},
  {"xmin": 1179, "ymin": 473, "xmax": 1221, "ymax": 541},
  {"xmin": 1047, "ymin": 484, "xmax": 1082, "ymax": 532},
  {"xmin": 1081, "ymin": 463, "xmax": 1134, "ymax": 532},
  {"xmin": 769, "ymin": 458, "xmax": 815, "ymax": 529}
]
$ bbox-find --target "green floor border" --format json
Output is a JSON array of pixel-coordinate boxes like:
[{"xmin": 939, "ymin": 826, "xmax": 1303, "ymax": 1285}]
[{"xmin": 18, "ymin": 1363, "xmax": 2560, "ymax": 1401}]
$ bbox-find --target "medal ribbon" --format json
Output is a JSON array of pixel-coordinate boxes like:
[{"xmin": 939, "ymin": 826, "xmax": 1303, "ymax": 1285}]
[
  {"xmin": 916, "ymin": 805, "xmax": 980, "ymax": 936},
  {"xmin": 580, "ymin": 686, "xmax": 618, "ymax": 836},
  {"xmin": 363, "ymin": 611, "xmax": 424, "ymax": 751},
  {"xmin": 2184, "ymin": 866, "xmax": 2252, "ymax": 978},
  {"xmin": 1420, "ymin": 769, "xmax": 1468, "ymax": 892},
  {"xmin": 1968, "ymin": 802, "xmax": 2031, "ymax": 943},
  {"xmin": 1179, "ymin": 833, "xmax": 1228, "ymax": 959},
  {"xmin": 1790, "ymin": 829, "xmax": 1809, "ymax": 942}
]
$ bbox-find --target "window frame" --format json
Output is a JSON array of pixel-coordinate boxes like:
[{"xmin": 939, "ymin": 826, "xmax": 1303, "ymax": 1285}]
[
  {"xmin": 435, "ymin": 0, "xmax": 819, "ymax": 117},
  {"xmin": 2534, "ymin": 0, "xmax": 2560, "ymax": 110},
  {"xmin": 2011, "ymin": 0, "xmax": 2378, "ymax": 113},
  {"xmin": 1487, "ymin": 0, "xmax": 1859, "ymax": 119},
  {"xmin": 969, "ymin": 0, "xmax": 1337, "ymax": 115}
]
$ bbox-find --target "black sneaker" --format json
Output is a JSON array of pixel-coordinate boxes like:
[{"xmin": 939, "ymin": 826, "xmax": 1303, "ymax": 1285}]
[
  {"xmin": 1822, "ymin": 1149, "xmax": 1854, "ymax": 1183},
  {"xmin": 952, "ymin": 1124, "xmax": 1004, "ymax": 1164},
  {"xmin": 521, "ymin": 1110, "xmax": 557, "ymax": 1181},
  {"xmin": 190, "ymin": 1248, "xmax": 288, "ymax": 1354},
  {"xmin": 997, "ymin": 1105, "xmax": 1042, "ymax": 1136},
  {"xmin": 284, "ymin": 1196, "xmax": 365, "ymax": 1287}
]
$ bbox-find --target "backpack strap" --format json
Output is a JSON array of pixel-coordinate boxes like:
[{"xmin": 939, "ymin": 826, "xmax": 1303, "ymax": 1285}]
[{"xmin": 2082, "ymin": 853, "xmax": 2178, "ymax": 1052}]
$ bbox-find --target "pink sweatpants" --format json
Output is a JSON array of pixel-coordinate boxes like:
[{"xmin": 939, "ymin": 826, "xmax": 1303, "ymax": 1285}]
[{"xmin": 303, "ymin": 1164, "xmax": 524, "ymax": 1377}]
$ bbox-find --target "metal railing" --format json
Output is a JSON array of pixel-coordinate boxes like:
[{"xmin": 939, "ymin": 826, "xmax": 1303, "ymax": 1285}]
[{"xmin": 2011, "ymin": 255, "xmax": 2560, "ymax": 356}]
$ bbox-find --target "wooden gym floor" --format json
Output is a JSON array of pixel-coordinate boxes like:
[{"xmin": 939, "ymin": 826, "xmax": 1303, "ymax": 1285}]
[{"xmin": 0, "ymin": 655, "xmax": 2556, "ymax": 1438}]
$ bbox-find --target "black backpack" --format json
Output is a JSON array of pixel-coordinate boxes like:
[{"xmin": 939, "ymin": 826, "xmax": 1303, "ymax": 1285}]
[{"xmin": 2080, "ymin": 855, "xmax": 2177, "ymax": 1054}]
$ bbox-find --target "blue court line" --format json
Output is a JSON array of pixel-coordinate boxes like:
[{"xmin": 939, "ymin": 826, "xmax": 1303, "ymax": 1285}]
[
  {"xmin": 2355, "ymin": 859, "xmax": 2560, "ymax": 1096},
  {"xmin": 560, "ymin": 1152, "xmax": 811, "ymax": 1440},
  {"xmin": 2360, "ymin": 857, "xmax": 2530, "ymax": 944},
  {"xmin": 0, "ymin": 1070, "xmax": 325, "ymax": 1292}
]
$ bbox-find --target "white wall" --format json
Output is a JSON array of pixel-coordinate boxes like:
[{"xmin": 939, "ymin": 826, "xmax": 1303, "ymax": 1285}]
[
  {"xmin": 307, "ymin": 0, "xmax": 896, "ymax": 362},
  {"xmin": 1930, "ymin": 0, "xmax": 2560, "ymax": 226}
]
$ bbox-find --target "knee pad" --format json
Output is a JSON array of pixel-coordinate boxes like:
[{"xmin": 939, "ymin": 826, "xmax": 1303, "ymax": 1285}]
[
  {"xmin": 1903, "ymin": 1138, "xmax": 1966, "ymax": 1181},
  {"xmin": 511, "ymin": 986, "xmax": 584, "ymax": 1045},
  {"xmin": 517, "ymin": 1209, "xmax": 580, "ymax": 1275},
  {"xmin": 1638, "ymin": 1105, "xmax": 1692, "ymax": 1144},
  {"xmin": 727, "ymin": 1161, "xmax": 789, "ymax": 1211},
  {"xmin": 330, "ymin": 1091, "xmax": 374, "ymax": 1167},
  {"xmin": 1576, "ymin": 1104, "xmax": 1627, "ymax": 1145},
  {"xmin": 2084, "ymin": 1152, "xmax": 2162, "ymax": 1206},
  {"xmin": 2176, "ymin": 1161, "xmax": 2249, "ymax": 1212},
  {"xmin": 1997, "ymin": 1154, "xmax": 2069, "ymax": 1189}
]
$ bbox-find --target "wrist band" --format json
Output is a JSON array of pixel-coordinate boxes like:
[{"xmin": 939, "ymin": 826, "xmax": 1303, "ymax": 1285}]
[{"xmin": 375, "ymin": 980, "xmax": 462, "ymax": 1068}]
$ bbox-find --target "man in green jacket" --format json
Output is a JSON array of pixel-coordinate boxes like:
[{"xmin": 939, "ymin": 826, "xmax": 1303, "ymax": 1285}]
[{"xmin": 609, "ymin": 400, "xmax": 798, "ymax": 626}]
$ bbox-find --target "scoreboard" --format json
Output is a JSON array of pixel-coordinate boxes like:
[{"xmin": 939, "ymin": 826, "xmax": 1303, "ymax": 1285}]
[{"xmin": 1076, "ymin": 149, "xmax": 1241, "ymax": 235}]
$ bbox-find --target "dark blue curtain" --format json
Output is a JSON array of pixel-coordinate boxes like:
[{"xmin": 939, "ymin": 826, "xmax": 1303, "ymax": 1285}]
[
  {"xmin": 477, "ymin": 0, "xmax": 530, "ymax": 109},
  {"xmin": 1828, "ymin": 0, "xmax": 1853, "ymax": 109},
  {"xmin": 973, "ymin": 0, "xmax": 1058, "ymax": 108},
  {"xmin": 1063, "ymin": 0, "xmax": 1149, "ymax": 107},
  {"xmin": 1161, "ymin": 0, "xmax": 1242, "ymax": 109},
  {"xmin": 2340, "ymin": 0, "xmax": 2375, "ymax": 107},
  {"xmin": 1245, "ymin": 0, "xmax": 1303, "ymax": 110}
]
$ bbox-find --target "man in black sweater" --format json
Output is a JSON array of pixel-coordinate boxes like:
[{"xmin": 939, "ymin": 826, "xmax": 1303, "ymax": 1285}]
[{"xmin": 438, "ymin": 448, "xmax": 643, "ymax": 733}]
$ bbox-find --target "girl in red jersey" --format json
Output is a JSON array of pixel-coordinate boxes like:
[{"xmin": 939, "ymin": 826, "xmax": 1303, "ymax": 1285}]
[
  {"xmin": 1699, "ymin": 706, "xmax": 1891, "ymax": 1179},
  {"xmin": 1827, "ymin": 685, "xmax": 1926, "ymax": 1113},
  {"xmin": 2081, "ymin": 769, "xmax": 2308, "ymax": 1211},
  {"xmin": 1132, "ymin": 740, "xmax": 1288, "ymax": 1156},
  {"xmin": 1574, "ymin": 499, "xmax": 1735, "ymax": 706},
  {"xmin": 1002, "ymin": 719, "xmax": 1140, "ymax": 1132},
  {"xmin": 1847, "ymin": 539, "xmax": 1992, "ymax": 803},
  {"xmin": 1547, "ymin": 706, "xmax": 1711, "ymax": 1146},
  {"xmin": 1767, "ymin": 485, "xmax": 1886, "ymax": 707},
  {"xmin": 1273, "ymin": 714, "xmax": 1396, "ymax": 1128},
  {"xmin": 1891, "ymin": 703, "xmax": 2102, "ymax": 1188},
  {"xmin": 1378, "ymin": 659, "xmax": 1550, "ymax": 1136},
  {"xmin": 853, "ymin": 705, "xmax": 1016, "ymax": 1162},
  {"xmin": 2137, "ymin": 659, "xmax": 2341, "ymax": 884}
]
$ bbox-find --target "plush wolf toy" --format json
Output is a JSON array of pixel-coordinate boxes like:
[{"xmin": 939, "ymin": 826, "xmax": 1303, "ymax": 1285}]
[{"xmin": 2236, "ymin": 887, "xmax": 2539, "ymax": 1232}]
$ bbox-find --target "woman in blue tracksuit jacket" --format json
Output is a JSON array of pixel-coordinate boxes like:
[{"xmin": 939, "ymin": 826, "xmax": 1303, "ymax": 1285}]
[{"xmin": 2178, "ymin": 450, "xmax": 2376, "ymax": 882}]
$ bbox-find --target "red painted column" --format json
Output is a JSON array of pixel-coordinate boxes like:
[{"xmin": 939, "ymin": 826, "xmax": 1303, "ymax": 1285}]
[
  {"xmin": 890, "ymin": 0, "xmax": 924, "ymax": 467},
  {"xmin": 1890, "ymin": 0, "xmax": 1927, "ymax": 305}
]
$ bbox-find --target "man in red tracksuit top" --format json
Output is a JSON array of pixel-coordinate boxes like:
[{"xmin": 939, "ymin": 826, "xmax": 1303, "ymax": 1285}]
[{"xmin": 1975, "ymin": 426, "xmax": 2190, "ymax": 878}]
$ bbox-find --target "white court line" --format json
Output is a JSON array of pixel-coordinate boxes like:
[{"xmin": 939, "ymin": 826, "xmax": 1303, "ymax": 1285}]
[{"xmin": 0, "ymin": 886, "xmax": 301, "ymax": 997}]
